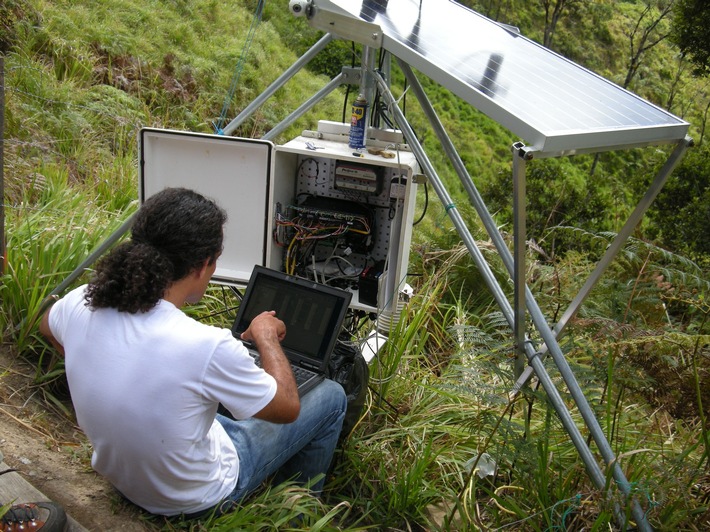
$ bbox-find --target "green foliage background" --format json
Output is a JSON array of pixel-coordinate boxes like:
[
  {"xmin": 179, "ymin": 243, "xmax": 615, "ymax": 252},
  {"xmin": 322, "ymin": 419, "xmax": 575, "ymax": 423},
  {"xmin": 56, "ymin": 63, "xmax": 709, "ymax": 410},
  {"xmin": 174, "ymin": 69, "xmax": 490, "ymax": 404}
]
[{"xmin": 1, "ymin": 0, "xmax": 709, "ymax": 530}]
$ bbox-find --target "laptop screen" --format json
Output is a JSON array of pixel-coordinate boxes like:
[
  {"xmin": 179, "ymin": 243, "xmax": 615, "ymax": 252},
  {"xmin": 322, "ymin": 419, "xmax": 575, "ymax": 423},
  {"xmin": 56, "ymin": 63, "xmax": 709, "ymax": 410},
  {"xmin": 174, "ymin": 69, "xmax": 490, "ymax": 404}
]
[{"xmin": 231, "ymin": 266, "xmax": 352, "ymax": 367}]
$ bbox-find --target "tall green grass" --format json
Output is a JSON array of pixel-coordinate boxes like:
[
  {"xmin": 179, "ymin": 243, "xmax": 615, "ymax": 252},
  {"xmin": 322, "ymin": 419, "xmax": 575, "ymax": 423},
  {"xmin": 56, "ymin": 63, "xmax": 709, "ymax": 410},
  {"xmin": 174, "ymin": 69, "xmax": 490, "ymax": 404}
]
[
  {"xmin": 0, "ymin": 173, "xmax": 136, "ymax": 365},
  {"xmin": 2, "ymin": 0, "xmax": 709, "ymax": 529},
  {"xmin": 5, "ymin": 194, "xmax": 705, "ymax": 529},
  {"xmin": 310, "ymin": 242, "xmax": 708, "ymax": 530},
  {"xmin": 2, "ymin": 171, "xmax": 708, "ymax": 530}
]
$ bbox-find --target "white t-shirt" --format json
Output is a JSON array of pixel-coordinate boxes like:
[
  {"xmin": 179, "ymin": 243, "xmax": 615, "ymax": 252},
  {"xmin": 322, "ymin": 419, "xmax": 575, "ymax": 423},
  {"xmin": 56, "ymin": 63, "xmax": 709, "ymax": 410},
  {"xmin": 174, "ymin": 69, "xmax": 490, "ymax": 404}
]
[{"xmin": 48, "ymin": 285, "xmax": 276, "ymax": 516}]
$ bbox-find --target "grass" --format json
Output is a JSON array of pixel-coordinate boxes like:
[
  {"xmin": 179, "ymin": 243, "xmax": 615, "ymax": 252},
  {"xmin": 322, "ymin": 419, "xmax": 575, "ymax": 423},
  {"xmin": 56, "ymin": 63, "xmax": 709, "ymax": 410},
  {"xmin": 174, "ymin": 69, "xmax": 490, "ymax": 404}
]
[
  {"xmin": 3, "ymin": 185, "xmax": 707, "ymax": 529},
  {"xmin": 1, "ymin": 176, "xmax": 136, "ymax": 354},
  {"xmin": 2, "ymin": 173, "xmax": 709, "ymax": 531},
  {"xmin": 2, "ymin": 0, "xmax": 709, "ymax": 529}
]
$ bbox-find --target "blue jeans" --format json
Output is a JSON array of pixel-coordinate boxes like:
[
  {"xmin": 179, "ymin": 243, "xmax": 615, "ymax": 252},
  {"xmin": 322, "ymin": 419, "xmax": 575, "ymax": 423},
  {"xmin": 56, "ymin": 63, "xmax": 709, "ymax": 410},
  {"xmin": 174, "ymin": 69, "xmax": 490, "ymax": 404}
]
[{"xmin": 216, "ymin": 379, "xmax": 347, "ymax": 500}]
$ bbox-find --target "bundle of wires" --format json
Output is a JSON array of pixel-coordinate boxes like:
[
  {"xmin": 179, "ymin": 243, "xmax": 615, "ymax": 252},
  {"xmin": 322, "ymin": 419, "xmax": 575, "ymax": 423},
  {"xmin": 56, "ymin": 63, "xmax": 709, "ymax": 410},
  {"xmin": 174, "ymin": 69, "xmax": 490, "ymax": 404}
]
[{"xmin": 275, "ymin": 210, "xmax": 372, "ymax": 277}]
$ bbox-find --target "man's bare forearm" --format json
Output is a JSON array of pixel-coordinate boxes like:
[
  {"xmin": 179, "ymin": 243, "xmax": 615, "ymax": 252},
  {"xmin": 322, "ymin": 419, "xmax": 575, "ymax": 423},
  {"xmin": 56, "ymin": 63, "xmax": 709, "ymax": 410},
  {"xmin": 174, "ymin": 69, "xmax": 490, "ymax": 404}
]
[
  {"xmin": 242, "ymin": 310, "xmax": 300, "ymax": 422},
  {"xmin": 40, "ymin": 310, "xmax": 65, "ymax": 357},
  {"xmin": 255, "ymin": 336, "xmax": 298, "ymax": 399}
]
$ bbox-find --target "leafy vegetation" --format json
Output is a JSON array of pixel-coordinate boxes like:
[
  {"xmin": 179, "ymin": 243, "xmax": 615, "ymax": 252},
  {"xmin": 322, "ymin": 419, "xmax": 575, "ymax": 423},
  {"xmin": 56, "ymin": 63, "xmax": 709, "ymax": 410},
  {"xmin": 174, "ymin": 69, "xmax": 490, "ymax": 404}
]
[
  {"xmin": 648, "ymin": 142, "xmax": 710, "ymax": 259},
  {"xmin": 672, "ymin": 0, "xmax": 710, "ymax": 76},
  {"xmin": 1, "ymin": 0, "xmax": 709, "ymax": 530}
]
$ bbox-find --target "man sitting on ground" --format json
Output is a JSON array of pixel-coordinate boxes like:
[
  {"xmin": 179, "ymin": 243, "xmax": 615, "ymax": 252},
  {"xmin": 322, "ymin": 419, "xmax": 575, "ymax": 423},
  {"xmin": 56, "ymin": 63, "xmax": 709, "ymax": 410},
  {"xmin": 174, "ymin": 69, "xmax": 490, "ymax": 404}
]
[{"xmin": 40, "ymin": 187, "xmax": 347, "ymax": 517}]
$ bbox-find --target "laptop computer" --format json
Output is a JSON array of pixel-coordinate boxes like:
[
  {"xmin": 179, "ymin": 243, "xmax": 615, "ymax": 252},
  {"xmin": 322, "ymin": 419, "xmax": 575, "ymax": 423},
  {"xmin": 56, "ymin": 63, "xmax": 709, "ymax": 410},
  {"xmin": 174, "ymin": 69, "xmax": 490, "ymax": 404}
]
[{"xmin": 231, "ymin": 265, "xmax": 352, "ymax": 397}]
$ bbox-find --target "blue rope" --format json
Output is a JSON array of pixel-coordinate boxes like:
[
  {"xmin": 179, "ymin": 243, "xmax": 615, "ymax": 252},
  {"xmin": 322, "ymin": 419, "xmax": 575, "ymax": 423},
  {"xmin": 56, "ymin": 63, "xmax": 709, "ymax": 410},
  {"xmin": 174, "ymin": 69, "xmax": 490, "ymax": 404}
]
[
  {"xmin": 546, "ymin": 494, "xmax": 581, "ymax": 531},
  {"xmin": 432, "ymin": 203, "xmax": 456, "ymax": 232},
  {"xmin": 213, "ymin": 0, "xmax": 266, "ymax": 135},
  {"xmin": 626, "ymin": 480, "xmax": 661, "ymax": 520}
]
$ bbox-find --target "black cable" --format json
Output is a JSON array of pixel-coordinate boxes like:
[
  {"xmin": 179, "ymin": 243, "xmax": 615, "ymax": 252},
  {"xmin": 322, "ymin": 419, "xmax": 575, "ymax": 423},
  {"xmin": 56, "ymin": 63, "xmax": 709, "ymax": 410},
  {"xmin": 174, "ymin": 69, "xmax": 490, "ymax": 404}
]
[
  {"xmin": 368, "ymin": 385, "xmax": 400, "ymax": 418},
  {"xmin": 375, "ymin": 101, "xmax": 395, "ymax": 129},
  {"xmin": 296, "ymin": 157, "xmax": 319, "ymax": 176},
  {"xmin": 194, "ymin": 286, "xmax": 242, "ymax": 323},
  {"xmin": 197, "ymin": 305, "xmax": 241, "ymax": 321},
  {"xmin": 342, "ymin": 85, "xmax": 351, "ymax": 124},
  {"xmin": 342, "ymin": 41, "xmax": 358, "ymax": 123},
  {"xmin": 412, "ymin": 180, "xmax": 428, "ymax": 226}
]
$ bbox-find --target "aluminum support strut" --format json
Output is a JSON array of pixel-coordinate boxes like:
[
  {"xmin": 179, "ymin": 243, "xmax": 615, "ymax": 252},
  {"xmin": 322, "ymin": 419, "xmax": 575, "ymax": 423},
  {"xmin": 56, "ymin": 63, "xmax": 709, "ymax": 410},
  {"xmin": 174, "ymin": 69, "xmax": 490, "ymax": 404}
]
[
  {"xmin": 360, "ymin": 45, "xmax": 377, "ymax": 138},
  {"xmin": 395, "ymin": 63, "xmax": 688, "ymax": 486},
  {"xmin": 21, "ymin": 213, "xmax": 136, "ymax": 331},
  {"xmin": 383, "ymin": 64, "xmax": 652, "ymax": 531},
  {"xmin": 373, "ymin": 70, "xmax": 601, "ymax": 477},
  {"xmin": 512, "ymin": 143, "xmax": 527, "ymax": 379},
  {"xmin": 512, "ymin": 136, "xmax": 693, "ymax": 390},
  {"xmin": 221, "ymin": 33, "xmax": 334, "ymax": 136},
  {"xmin": 396, "ymin": 60, "xmax": 539, "ymax": 341},
  {"xmin": 262, "ymin": 72, "xmax": 346, "ymax": 141}
]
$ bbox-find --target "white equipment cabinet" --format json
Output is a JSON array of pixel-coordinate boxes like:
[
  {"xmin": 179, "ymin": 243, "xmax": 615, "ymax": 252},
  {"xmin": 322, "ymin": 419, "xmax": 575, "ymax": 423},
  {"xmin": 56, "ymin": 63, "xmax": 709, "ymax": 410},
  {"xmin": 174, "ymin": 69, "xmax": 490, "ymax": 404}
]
[{"xmin": 139, "ymin": 122, "xmax": 420, "ymax": 314}]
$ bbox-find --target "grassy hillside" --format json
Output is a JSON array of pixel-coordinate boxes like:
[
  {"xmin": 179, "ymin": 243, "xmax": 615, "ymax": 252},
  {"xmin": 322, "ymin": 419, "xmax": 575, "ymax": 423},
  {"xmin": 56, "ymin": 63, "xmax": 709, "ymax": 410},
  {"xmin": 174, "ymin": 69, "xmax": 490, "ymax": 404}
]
[
  {"xmin": 4, "ymin": 0, "xmax": 710, "ymax": 253},
  {"xmin": 2, "ymin": 0, "xmax": 709, "ymax": 530}
]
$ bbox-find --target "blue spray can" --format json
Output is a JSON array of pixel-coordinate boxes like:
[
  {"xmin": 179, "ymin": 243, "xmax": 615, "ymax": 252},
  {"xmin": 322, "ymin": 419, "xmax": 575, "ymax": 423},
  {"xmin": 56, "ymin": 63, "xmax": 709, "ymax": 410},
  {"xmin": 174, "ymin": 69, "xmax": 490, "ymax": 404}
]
[{"xmin": 348, "ymin": 94, "xmax": 368, "ymax": 149}]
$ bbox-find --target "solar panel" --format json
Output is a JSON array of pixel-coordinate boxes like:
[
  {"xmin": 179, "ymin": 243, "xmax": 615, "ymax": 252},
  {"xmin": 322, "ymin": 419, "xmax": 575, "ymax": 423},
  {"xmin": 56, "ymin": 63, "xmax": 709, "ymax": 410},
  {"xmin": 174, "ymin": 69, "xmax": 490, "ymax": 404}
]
[{"xmin": 317, "ymin": 0, "xmax": 689, "ymax": 153}]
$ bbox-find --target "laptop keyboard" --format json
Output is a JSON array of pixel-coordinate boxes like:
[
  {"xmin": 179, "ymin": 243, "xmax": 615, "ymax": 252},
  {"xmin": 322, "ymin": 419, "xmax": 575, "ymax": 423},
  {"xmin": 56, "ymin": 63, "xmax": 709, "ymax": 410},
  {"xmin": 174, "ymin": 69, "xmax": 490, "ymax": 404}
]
[
  {"xmin": 291, "ymin": 365, "xmax": 315, "ymax": 386},
  {"xmin": 251, "ymin": 353, "xmax": 315, "ymax": 386}
]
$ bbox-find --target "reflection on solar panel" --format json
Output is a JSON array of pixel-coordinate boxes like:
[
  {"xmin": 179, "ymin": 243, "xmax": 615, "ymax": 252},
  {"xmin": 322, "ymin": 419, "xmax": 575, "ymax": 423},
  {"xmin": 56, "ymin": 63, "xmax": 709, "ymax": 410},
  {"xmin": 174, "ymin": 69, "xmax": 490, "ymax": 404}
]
[{"xmin": 323, "ymin": 0, "xmax": 688, "ymax": 153}]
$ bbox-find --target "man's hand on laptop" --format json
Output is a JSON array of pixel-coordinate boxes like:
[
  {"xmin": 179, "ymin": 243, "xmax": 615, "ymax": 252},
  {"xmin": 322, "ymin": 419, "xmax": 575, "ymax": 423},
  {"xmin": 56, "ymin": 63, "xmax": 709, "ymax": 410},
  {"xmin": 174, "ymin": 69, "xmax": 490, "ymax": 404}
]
[
  {"xmin": 241, "ymin": 310, "xmax": 286, "ymax": 344},
  {"xmin": 243, "ymin": 311, "xmax": 300, "ymax": 423}
]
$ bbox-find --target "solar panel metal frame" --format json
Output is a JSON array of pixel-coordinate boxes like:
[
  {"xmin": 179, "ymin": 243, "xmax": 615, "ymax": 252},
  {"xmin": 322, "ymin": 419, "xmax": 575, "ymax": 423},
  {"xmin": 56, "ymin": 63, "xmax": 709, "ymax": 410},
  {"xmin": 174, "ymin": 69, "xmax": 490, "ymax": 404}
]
[{"xmin": 309, "ymin": 0, "xmax": 689, "ymax": 154}]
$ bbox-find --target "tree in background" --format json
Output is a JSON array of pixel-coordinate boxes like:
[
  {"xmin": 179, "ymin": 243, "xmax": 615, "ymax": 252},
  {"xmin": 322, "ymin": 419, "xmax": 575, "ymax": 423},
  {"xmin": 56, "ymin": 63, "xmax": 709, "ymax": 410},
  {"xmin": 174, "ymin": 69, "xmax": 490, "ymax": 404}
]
[
  {"xmin": 622, "ymin": 1, "xmax": 676, "ymax": 89},
  {"xmin": 648, "ymin": 142, "xmax": 710, "ymax": 259},
  {"xmin": 541, "ymin": 0, "xmax": 582, "ymax": 48},
  {"xmin": 672, "ymin": 0, "xmax": 710, "ymax": 77},
  {"xmin": 474, "ymin": 0, "xmax": 517, "ymax": 22}
]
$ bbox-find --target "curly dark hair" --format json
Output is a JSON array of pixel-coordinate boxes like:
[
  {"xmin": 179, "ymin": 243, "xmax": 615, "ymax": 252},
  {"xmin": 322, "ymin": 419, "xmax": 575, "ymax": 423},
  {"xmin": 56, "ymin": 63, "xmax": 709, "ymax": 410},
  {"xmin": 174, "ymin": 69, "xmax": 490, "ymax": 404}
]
[{"xmin": 85, "ymin": 188, "xmax": 227, "ymax": 313}]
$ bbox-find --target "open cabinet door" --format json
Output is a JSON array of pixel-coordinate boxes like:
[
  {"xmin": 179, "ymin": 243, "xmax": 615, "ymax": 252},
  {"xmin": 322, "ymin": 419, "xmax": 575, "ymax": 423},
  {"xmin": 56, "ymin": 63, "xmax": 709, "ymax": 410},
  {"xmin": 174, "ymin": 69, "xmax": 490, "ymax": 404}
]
[{"xmin": 139, "ymin": 128, "xmax": 273, "ymax": 285}]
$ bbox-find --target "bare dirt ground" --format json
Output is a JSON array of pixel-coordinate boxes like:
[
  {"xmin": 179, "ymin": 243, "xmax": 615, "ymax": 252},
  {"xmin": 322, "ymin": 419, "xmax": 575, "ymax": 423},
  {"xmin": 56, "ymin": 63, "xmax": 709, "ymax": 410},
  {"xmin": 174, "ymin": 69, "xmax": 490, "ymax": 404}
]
[{"xmin": 0, "ymin": 344, "xmax": 154, "ymax": 531}]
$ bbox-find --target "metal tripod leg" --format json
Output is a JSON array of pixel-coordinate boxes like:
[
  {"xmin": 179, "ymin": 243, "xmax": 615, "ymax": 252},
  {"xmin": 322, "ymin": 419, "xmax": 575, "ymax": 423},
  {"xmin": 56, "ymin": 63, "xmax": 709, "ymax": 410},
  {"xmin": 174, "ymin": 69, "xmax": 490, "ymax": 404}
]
[
  {"xmin": 221, "ymin": 33, "xmax": 334, "ymax": 136},
  {"xmin": 263, "ymin": 72, "xmax": 347, "ymax": 141},
  {"xmin": 380, "ymin": 64, "xmax": 653, "ymax": 531},
  {"xmin": 28, "ymin": 213, "xmax": 135, "ymax": 327}
]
